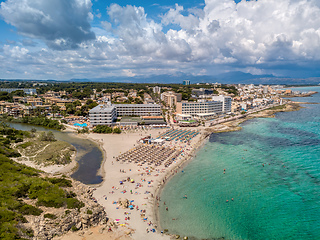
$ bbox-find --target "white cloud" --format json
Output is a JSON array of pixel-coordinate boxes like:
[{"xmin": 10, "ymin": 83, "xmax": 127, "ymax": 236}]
[
  {"xmin": 1, "ymin": 0, "xmax": 320, "ymax": 79},
  {"xmin": 0, "ymin": 0, "xmax": 95, "ymax": 50}
]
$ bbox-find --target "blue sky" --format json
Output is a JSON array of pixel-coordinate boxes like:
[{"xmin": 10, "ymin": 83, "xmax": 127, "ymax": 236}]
[{"xmin": 0, "ymin": 0, "xmax": 320, "ymax": 81}]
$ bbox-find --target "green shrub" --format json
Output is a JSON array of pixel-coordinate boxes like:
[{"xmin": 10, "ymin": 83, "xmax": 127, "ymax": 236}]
[
  {"xmin": 86, "ymin": 209, "xmax": 93, "ymax": 214},
  {"xmin": 65, "ymin": 191, "xmax": 76, "ymax": 198},
  {"xmin": 44, "ymin": 213, "xmax": 57, "ymax": 219},
  {"xmin": 18, "ymin": 141, "xmax": 33, "ymax": 148},
  {"xmin": 18, "ymin": 204, "xmax": 43, "ymax": 216},
  {"xmin": 71, "ymin": 225, "xmax": 78, "ymax": 232},
  {"xmin": 66, "ymin": 198, "xmax": 84, "ymax": 209},
  {"xmin": 47, "ymin": 177, "xmax": 72, "ymax": 187},
  {"xmin": 23, "ymin": 228, "xmax": 34, "ymax": 237}
]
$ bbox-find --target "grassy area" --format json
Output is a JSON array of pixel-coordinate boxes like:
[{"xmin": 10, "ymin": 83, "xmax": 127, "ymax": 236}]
[
  {"xmin": 267, "ymin": 104, "xmax": 287, "ymax": 111},
  {"xmin": 0, "ymin": 123, "xmax": 84, "ymax": 239},
  {"xmin": 16, "ymin": 133, "xmax": 75, "ymax": 165}
]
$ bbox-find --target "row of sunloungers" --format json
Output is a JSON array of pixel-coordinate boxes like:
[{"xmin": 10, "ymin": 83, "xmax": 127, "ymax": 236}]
[
  {"xmin": 116, "ymin": 144, "xmax": 180, "ymax": 167},
  {"xmin": 158, "ymin": 129, "xmax": 199, "ymax": 142}
]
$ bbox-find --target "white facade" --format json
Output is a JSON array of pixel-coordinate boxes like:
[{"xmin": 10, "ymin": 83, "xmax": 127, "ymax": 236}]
[
  {"xmin": 177, "ymin": 101, "xmax": 223, "ymax": 116},
  {"xmin": 115, "ymin": 104, "xmax": 161, "ymax": 116},
  {"xmin": 89, "ymin": 104, "xmax": 117, "ymax": 126},
  {"xmin": 89, "ymin": 103, "xmax": 161, "ymax": 126},
  {"xmin": 153, "ymin": 86, "xmax": 161, "ymax": 94},
  {"xmin": 211, "ymin": 95, "xmax": 232, "ymax": 113}
]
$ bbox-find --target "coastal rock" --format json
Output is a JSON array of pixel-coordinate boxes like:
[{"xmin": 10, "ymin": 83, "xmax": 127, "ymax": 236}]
[
  {"xmin": 75, "ymin": 222, "xmax": 82, "ymax": 230},
  {"xmin": 118, "ymin": 198, "xmax": 129, "ymax": 208},
  {"xmin": 21, "ymin": 178, "xmax": 108, "ymax": 239}
]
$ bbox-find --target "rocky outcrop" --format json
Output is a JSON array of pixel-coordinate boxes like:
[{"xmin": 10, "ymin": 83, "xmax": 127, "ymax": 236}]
[
  {"xmin": 22, "ymin": 179, "xmax": 108, "ymax": 240},
  {"xmin": 118, "ymin": 198, "xmax": 129, "ymax": 209}
]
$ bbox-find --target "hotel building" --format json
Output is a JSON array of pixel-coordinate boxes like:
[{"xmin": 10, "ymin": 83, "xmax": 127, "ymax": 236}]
[
  {"xmin": 115, "ymin": 104, "xmax": 161, "ymax": 116},
  {"xmin": 89, "ymin": 104, "xmax": 117, "ymax": 126},
  {"xmin": 176, "ymin": 95, "xmax": 232, "ymax": 120},
  {"xmin": 212, "ymin": 95, "xmax": 232, "ymax": 113},
  {"xmin": 89, "ymin": 103, "xmax": 161, "ymax": 126}
]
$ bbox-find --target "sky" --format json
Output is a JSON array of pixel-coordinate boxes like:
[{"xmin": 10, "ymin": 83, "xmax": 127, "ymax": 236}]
[{"xmin": 0, "ymin": 0, "xmax": 320, "ymax": 81}]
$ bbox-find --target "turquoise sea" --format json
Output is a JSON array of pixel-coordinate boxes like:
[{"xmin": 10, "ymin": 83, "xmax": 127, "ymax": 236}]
[{"xmin": 160, "ymin": 86, "xmax": 320, "ymax": 240}]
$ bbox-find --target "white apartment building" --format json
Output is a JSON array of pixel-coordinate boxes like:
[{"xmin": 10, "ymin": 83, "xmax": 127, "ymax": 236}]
[
  {"xmin": 89, "ymin": 104, "xmax": 117, "ymax": 126},
  {"xmin": 89, "ymin": 103, "xmax": 161, "ymax": 126},
  {"xmin": 212, "ymin": 95, "xmax": 232, "ymax": 113},
  {"xmin": 114, "ymin": 104, "xmax": 161, "ymax": 116},
  {"xmin": 176, "ymin": 100, "xmax": 223, "ymax": 117},
  {"xmin": 153, "ymin": 86, "xmax": 161, "ymax": 94}
]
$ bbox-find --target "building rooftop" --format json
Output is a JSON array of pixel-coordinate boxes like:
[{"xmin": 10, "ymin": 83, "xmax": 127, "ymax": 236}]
[
  {"xmin": 114, "ymin": 103, "xmax": 160, "ymax": 107},
  {"xmin": 89, "ymin": 104, "xmax": 115, "ymax": 113}
]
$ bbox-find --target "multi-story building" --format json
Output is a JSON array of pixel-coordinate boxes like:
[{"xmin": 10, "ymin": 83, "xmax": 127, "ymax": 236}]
[
  {"xmin": 183, "ymin": 80, "xmax": 190, "ymax": 85},
  {"xmin": 115, "ymin": 104, "xmax": 161, "ymax": 116},
  {"xmin": 89, "ymin": 103, "xmax": 161, "ymax": 126},
  {"xmin": 89, "ymin": 104, "xmax": 117, "ymax": 126},
  {"xmin": 212, "ymin": 95, "xmax": 232, "ymax": 113},
  {"xmin": 161, "ymin": 91, "xmax": 182, "ymax": 108},
  {"xmin": 176, "ymin": 100, "xmax": 223, "ymax": 118},
  {"xmin": 153, "ymin": 86, "xmax": 161, "ymax": 94},
  {"xmin": 27, "ymin": 97, "xmax": 43, "ymax": 107},
  {"xmin": 176, "ymin": 95, "xmax": 232, "ymax": 120}
]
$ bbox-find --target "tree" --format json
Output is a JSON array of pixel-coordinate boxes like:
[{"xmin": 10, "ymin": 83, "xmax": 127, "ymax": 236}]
[
  {"xmin": 113, "ymin": 128, "xmax": 121, "ymax": 134},
  {"xmin": 39, "ymin": 131, "xmax": 56, "ymax": 141},
  {"xmin": 51, "ymin": 105, "xmax": 60, "ymax": 118}
]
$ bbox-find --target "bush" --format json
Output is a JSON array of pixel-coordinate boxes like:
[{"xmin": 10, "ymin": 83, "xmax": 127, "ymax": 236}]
[
  {"xmin": 47, "ymin": 178, "xmax": 72, "ymax": 187},
  {"xmin": 39, "ymin": 131, "xmax": 56, "ymax": 141},
  {"xmin": 18, "ymin": 141, "xmax": 33, "ymax": 149},
  {"xmin": 66, "ymin": 198, "xmax": 84, "ymax": 209},
  {"xmin": 18, "ymin": 204, "xmax": 43, "ymax": 216},
  {"xmin": 93, "ymin": 125, "xmax": 113, "ymax": 133},
  {"xmin": 44, "ymin": 213, "xmax": 57, "ymax": 219},
  {"xmin": 86, "ymin": 209, "xmax": 93, "ymax": 214},
  {"xmin": 71, "ymin": 225, "xmax": 79, "ymax": 232},
  {"xmin": 113, "ymin": 127, "xmax": 121, "ymax": 134}
]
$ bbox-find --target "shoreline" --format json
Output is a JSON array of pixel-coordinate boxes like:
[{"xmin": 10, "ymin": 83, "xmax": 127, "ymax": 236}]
[
  {"xmin": 152, "ymin": 131, "xmax": 211, "ymax": 233},
  {"xmin": 87, "ymin": 128, "xmax": 207, "ymax": 239},
  {"xmin": 10, "ymin": 101, "xmax": 308, "ymax": 239},
  {"xmin": 84, "ymin": 101, "xmax": 306, "ymax": 239}
]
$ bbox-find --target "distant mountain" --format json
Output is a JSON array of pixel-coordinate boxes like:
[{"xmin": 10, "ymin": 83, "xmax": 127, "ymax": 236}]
[
  {"xmin": 214, "ymin": 71, "xmax": 276, "ymax": 83},
  {"xmin": 2, "ymin": 72, "xmax": 320, "ymax": 85}
]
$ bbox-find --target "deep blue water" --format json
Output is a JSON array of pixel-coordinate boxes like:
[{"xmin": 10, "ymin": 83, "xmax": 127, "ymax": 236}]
[{"xmin": 160, "ymin": 86, "xmax": 320, "ymax": 240}]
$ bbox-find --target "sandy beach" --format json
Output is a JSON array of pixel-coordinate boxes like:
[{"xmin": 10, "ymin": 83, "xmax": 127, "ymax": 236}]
[{"xmin": 86, "ymin": 128, "xmax": 207, "ymax": 239}]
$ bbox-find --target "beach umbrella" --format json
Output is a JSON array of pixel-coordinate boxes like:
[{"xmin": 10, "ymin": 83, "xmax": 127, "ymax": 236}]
[{"xmin": 129, "ymin": 205, "xmax": 134, "ymax": 209}]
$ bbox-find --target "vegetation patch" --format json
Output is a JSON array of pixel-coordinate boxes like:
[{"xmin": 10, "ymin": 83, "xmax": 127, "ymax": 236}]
[
  {"xmin": 16, "ymin": 132, "xmax": 75, "ymax": 166},
  {"xmin": 44, "ymin": 213, "xmax": 57, "ymax": 219},
  {"xmin": 17, "ymin": 141, "xmax": 33, "ymax": 149},
  {"xmin": 93, "ymin": 125, "xmax": 121, "ymax": 134},
  {"xmin": 4, "ymin": 116, "xmax": 65, "ymax": 130},
  {"xmin": 0, "ymin": 124, "xmax": 84, "ymax": 239}
]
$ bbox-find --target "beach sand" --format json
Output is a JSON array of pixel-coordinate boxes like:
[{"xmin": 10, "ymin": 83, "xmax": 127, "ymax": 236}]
[{"xmin": 87, "ymin": 128, "xmax": 207, "ymax": 240}]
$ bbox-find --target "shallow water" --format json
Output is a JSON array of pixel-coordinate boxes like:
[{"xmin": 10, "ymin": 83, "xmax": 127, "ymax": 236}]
[
  {"xmin": 9, "ymin": 123, "xmax": 103, "ymax": 184},
  {"xmin": 160, "ymin": 87, "xmax": 320, "ymax": 240}
]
